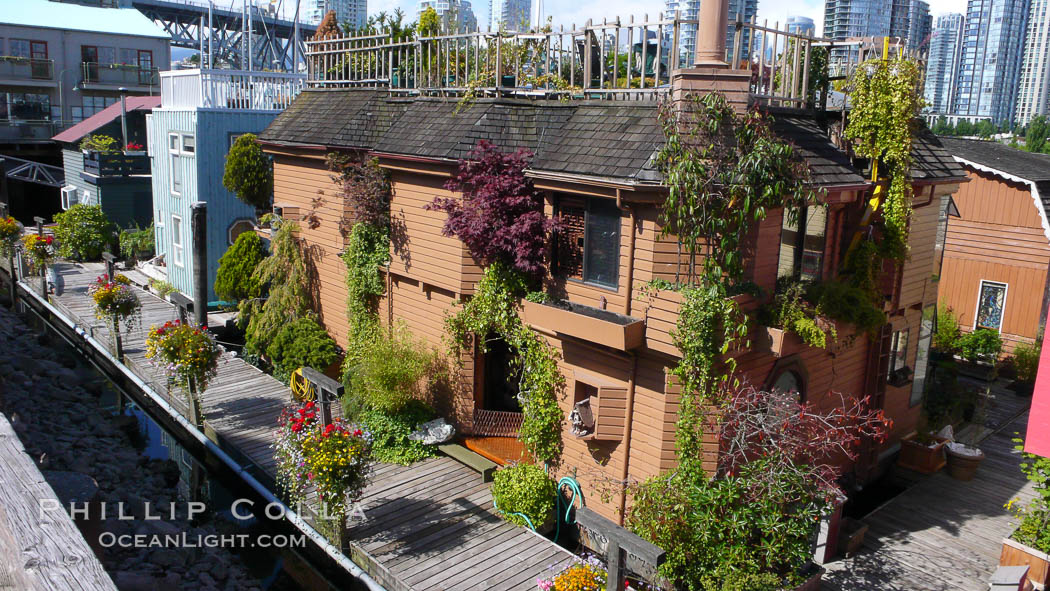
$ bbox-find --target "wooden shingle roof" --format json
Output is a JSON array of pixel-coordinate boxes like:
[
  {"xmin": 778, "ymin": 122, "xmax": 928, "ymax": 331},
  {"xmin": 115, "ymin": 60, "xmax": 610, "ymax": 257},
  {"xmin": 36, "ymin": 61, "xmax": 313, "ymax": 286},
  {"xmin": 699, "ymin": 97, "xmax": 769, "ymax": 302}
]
[{"xmin": 259, "ymin": 89, "xmax": 965, "ymax": 187}]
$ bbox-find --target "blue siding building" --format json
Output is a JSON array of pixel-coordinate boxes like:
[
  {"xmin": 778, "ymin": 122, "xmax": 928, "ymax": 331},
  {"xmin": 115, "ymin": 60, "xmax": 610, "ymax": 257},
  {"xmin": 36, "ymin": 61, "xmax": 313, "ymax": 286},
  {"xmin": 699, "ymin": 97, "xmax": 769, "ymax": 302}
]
[{"xmin": 147, "ymin": 69, "xmax": 303, "ymax": 302}]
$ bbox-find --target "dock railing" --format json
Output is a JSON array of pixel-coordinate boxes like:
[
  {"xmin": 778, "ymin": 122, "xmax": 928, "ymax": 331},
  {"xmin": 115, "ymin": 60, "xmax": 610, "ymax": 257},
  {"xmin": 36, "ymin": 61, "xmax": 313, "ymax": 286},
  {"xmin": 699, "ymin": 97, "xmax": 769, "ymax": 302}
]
[{"xmin": 305, "ymin": 13, "xmax": 926, "ymax": 108}]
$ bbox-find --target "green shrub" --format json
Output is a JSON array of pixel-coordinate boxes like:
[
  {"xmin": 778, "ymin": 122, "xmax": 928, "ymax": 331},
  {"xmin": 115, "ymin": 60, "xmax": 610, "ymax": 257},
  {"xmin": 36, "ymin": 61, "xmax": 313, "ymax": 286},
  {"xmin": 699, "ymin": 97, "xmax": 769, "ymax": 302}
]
[
  {"xmin": 53, "ymin": 204, "xmax": 114, "ymax": 261},
  {"xmin": 1013, "ymin": 341, "xmax": 1041, "ymax": 384},
  {"xmin": 628, "ymin": 456, "xmax": 816, "ymax": 590},
  {"xmin": 490, "ymin": 463, "xmax": 555, "ymax": 529},
  {"xmin": 1008, "ymin": 441, "xmax": 1050, "ymax": 553},
  {"xmin": 215, "ymin": 231, "xmax": 267, "ymax": 303},
  {"xmin": 760, "ymin": 279, "xmax": 834, "ymax": 348},
  {"xmin": 932, "ymin": 303, "xmax": 962, "ymax": 354},
  {"xmin": 807, "ymin": 279, "xmax": 887, "ymax": 336},
  {"xmin": 265, "ymin": 316, "xmax": 339, "ymax": 382},
  {"xmin": 149, "ymin": 279, "xmax": 177, "ymax": 297},
  {"xmin": 354, "ymin": 401, "xmax": 436, "ymax": 465},
  {"xmin": 342, "ymin": 327, "xmax": 435, "ymax": 414},
  {"xmin": 701, "ymin": 572, "xmax": 782, "ymax": 591},
  {"xmin": 223, "ymin": 133, "xmax": 273, "ymax": 210},
  {"xmin": 79, "ymin": 134, "xmax": 119, "ymax": 154},
  {"xmin": 119, "ymin": 223, "xmax": 154, "ymax": 260},
  {"xmin": 958, "ymin": 329, "xmax": 1003, "ymax": 364}
]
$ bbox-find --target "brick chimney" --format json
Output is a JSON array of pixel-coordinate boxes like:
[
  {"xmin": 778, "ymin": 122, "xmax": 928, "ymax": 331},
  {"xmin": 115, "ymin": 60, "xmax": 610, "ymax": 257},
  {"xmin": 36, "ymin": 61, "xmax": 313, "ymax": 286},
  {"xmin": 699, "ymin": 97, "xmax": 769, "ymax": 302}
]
[{"xmin": 670, "ymin": 0, "xmax": 751, "ymax": 113}]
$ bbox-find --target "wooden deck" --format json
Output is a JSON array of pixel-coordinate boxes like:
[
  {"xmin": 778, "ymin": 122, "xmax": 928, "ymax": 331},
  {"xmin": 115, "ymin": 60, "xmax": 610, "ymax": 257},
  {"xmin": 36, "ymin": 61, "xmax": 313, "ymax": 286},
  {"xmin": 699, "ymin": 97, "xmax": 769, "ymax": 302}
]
[
  {"xmin": 25, "ymin": 261, "xmax": 575, "ymax": 591},
  {"xmin": 0, "ymin": 413, "xmax": 118, "ymax": 591},
  {"xmin": 824, "ymin": 392, "xmax": 1035, "ymax": 591}
]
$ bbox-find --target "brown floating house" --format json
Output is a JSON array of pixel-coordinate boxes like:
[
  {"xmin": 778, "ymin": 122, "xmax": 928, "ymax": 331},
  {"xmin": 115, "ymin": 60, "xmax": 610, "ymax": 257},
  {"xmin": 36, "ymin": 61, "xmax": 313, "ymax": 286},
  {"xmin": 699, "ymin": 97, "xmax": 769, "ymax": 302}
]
[
  {"xmin": 256, "ymin": 12, "xmax": 967, "ymax": 525},
  {"xmin": 937, "ymin": 137, "xmax": 1050, "ymax": 352}
]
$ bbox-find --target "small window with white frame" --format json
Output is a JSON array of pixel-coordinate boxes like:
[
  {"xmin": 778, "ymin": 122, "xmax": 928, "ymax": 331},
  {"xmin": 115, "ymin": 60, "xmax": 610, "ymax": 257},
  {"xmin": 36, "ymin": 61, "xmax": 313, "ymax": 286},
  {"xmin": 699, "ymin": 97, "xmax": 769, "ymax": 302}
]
[
  {"xmin": 182, "ymin": 134, "xmax": 195, "ymax": 154},
  {"xmin": 168, "ymin": 133, "xmax": 181, "ymax": 195},
  {"xmin": 59, "ymin": 186, "xmax": 78, "ymax": 210},
  {"xmin": 975, "ymin": 280, "xmax": 1008, "ymax": 332},
  {"xmin": 171, "ymin": 214, "xmax": 184, "ymax": 267}
]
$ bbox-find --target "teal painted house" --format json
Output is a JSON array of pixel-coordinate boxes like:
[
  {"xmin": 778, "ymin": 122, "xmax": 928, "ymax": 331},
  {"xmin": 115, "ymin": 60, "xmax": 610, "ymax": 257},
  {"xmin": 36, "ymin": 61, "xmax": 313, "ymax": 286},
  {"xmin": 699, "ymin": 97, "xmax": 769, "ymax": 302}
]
[{"xmin": 147, "ymin": 69, "xmax": 304, "ymax": 302}]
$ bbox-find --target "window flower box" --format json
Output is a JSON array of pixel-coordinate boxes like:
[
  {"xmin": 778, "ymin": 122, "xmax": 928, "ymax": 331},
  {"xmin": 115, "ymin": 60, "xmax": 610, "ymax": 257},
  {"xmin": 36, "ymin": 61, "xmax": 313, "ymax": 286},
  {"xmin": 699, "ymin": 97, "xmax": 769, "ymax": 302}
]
[
  {"xmin": 519, "ymin": 298, "xmax": 644, "ymax": 351},
  {"xmin": 1000, "ymin": 536, "xmax": 1050, "ymax": 589},
  {"xmin": 896, "ymin": 432, "xmax": 949, "ymax": 474}
]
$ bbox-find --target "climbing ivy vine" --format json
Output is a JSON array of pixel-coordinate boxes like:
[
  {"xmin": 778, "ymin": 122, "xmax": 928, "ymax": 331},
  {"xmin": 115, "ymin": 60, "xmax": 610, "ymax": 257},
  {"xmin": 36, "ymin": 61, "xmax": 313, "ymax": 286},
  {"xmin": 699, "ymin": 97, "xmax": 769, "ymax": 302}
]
[
  {"xmin": 446, "ymin": 262, "xmax": 564, "ymax": 464},
  {"xmin": 845, "ymin": 57, "xmax": 924, "ymax": 260}
]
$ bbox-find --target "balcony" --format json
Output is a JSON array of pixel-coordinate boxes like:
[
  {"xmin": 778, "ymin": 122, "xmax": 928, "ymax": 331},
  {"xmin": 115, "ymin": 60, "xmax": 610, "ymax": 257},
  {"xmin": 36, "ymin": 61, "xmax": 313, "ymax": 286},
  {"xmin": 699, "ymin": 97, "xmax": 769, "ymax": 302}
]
[
  {"xmin": 0, "ymin": 57, "xmax": 54, "ymax": 81},
  {"xmin": 0, "ymin": 120, "xmax": 61, "ymax": 142},
  {"xmin": 80, "ymin": 62, "xmax": 159, "ymax": 88},
  {"xmin": 83, "ymin": 152, "xmax": 150, "ymax": 177},
  {"xmin": 159, "ymin": 69, "xmax": 305, "ymax": 111}
]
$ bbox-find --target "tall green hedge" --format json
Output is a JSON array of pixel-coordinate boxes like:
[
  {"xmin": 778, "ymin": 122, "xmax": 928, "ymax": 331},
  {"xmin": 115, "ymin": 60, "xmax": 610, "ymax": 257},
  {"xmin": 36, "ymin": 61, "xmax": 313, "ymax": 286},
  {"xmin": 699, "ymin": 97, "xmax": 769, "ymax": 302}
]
[
  {"xmin": 223, "ymin": 133, "xmax": 273, "ymax": 210},
  {"xmin": 215, "ymin": 231, "xmax": 267, "ymax": 302}
]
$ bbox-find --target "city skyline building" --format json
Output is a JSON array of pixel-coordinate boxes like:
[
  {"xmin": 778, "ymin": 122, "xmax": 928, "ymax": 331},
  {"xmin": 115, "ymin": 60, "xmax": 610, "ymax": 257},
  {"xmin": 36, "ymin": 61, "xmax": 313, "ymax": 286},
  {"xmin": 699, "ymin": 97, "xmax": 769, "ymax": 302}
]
[
  {"xmin": 787, "ymin": 15, "xmax": 816, "ymax": 35},
  {"xmin": 418, "ymin": 0, "xmax": 479, "ymax": 31},
  {"xmin": 305, "ymin": 0, "xmax": 367, "ymax": 29},
  {"xmin": 492, "ymin": 0, "xmax": 530, "ymax": 31},
  {"xmin": 1017, "ymin": 0, "xmax": 1050, "ymax": 124},
  {"xmin": 924, "ymin": 13, "xmax": 965, "ymax": 114},
  {"xmin": 952, "ymin": 0, "xmax": 1029, "ymax": 126}
]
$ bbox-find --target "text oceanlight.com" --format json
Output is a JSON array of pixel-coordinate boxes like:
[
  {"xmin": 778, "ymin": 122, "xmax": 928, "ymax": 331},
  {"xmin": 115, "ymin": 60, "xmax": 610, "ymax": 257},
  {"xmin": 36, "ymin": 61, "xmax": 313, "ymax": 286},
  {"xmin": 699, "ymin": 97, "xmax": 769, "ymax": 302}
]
[{"xmin": 97, "ymin": 532, "xmax": 306, "ymax": 549}]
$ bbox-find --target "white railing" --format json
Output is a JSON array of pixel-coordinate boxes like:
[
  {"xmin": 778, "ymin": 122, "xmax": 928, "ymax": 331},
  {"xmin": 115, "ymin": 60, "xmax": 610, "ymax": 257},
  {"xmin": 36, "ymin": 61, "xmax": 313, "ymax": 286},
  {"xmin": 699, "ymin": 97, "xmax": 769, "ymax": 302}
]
[{"xmin": 159, "ymin": 69, "xmax": 306, "ymax": 110}]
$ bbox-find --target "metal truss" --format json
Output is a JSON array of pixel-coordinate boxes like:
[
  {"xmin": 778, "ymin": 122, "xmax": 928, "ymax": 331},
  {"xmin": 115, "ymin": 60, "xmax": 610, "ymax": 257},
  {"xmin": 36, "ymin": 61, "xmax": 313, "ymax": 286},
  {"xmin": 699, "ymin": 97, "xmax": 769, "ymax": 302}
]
[
  {"xmin": 0, "ymin": 156, "xmax": 65, "ymax": 188},
  {"xmin": 131, "ymin": 0, "xmax": 318, "ymax": 71}
]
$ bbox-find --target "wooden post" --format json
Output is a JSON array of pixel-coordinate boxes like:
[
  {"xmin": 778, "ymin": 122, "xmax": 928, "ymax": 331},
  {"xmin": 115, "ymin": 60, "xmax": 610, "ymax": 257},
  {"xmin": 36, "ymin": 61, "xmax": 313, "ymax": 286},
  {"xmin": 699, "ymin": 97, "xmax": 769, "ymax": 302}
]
[
  {"xmin": 190, "ymin": 202, "xmax": 207, "ymax": 328},
  {"xmin": 111, "ymin": 316, "xmax": 123, "ymax": 362},
  {"xmin": 576, "ymin": 507, "xmax": 666, "ymax": 589},
  {"xmin": 169, "ymin": 291, "xmax": 192, "ymax": 324},
  {"xmin": 33, "ymin": 216, "xmax": 45, "ymax": 295},
  {"xmin": 188, "ymin": 376, "xmax": 203, "ymax": 428},
  {"xmin": 301, "ymin": 366, "xmax": 344, "ymax": 427},
  {"xmin": 6, "ymin": 251, "xmax": 15, "ymax": 310},
  {"xmin": 102, "ymin": 251, "xmax": 116, "ymax": 280}
]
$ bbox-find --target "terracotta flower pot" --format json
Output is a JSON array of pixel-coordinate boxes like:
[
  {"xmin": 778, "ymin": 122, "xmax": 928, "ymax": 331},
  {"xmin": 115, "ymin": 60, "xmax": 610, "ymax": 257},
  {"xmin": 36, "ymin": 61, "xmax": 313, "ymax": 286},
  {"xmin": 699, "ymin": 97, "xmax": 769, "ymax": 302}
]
[{"xmin": 945, "ymin": 443, "xmax": 985, "ymax": 481}]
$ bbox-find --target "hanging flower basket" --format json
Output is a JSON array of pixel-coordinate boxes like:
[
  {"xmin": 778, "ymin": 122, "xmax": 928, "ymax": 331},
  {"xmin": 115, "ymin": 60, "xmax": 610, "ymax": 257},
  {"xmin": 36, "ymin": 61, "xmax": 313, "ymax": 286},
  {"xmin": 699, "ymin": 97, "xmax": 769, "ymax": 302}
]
[
  {"xmin": 145, "ymin": 320, "xmax": 223, "ymax": 395},
  {"xmin": 273, "ymin": 400, "xmax": 372, "ymax": 522},
  {"xmin": 88, "ymin": 274, "xmax": 142, "ymax": 333},
  {"xmin": 21, "ymin": 234, "xmax": 56, "ymax": 270},
  {"xmin": 0, "ymin": 216, "xmax": 21, "ymax": 257}
]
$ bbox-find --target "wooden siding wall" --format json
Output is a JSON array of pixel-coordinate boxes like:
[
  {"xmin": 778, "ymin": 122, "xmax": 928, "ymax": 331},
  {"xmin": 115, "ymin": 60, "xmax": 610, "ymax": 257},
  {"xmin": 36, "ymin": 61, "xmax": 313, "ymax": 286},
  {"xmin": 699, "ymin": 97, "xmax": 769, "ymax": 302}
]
[
  {"xmin": 271, "ymin": 153, "xmax": 352, "ymax": 345},
  {"xmin": 147, "ymin": 109, "xmax": 197, "ymax": 299},
  {"xmin": 940, "ymin": 169, "xmax": 1050, "ymax": 350},
  {"xmin": 389, "ymin": 172, "xmax": 482, "ymax": 295},
  {"xmin": 61, "ymin": 148, "xmax": 100, "ymax": 206}
]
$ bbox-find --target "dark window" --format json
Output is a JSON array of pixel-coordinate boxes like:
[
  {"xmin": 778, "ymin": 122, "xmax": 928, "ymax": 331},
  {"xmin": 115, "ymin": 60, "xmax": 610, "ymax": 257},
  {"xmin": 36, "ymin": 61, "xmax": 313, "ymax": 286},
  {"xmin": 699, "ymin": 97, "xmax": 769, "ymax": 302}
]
[
  {"xmin": 778, "ymin": 205, "xmax": 827, "ymax": 282},
  {"xmin": 555, "ymin": 196, "xmax": 620, "ymax": 289}
]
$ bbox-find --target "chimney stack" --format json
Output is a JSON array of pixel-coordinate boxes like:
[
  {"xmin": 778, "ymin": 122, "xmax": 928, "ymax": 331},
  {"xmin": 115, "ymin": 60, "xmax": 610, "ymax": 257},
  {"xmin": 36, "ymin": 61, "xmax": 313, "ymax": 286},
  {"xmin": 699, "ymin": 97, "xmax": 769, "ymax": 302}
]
[
  {"xmin": 671, "ymin": 0, "xmax": 750, "ymax": 113},
  {"xmin": 694, "ymin": 0, "xmax": 729, "ymax": 67}
]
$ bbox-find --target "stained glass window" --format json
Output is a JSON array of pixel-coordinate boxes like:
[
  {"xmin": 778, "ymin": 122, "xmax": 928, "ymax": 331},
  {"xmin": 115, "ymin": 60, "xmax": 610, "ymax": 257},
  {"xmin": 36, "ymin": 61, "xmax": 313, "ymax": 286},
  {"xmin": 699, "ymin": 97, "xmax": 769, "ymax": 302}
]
[{"xmin": 975, "ymin": 280, "xmax": 1007, "ymax": 331}]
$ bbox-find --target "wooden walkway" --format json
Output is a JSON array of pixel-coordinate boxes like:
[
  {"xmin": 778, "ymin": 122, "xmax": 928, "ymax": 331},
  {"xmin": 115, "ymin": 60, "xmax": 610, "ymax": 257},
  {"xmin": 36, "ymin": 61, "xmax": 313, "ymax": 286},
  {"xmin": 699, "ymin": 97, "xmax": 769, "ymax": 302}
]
[
  {"xmin": 824, "ymin": 393, "xmax": 1036, "ymax": 591},
  {"xmin": 27, "ymin": 261, "xmax": 574, "ymax": 591},
  {"xmin": 0, "ymin": 413, "xmax": 118, "ymax": 591}
]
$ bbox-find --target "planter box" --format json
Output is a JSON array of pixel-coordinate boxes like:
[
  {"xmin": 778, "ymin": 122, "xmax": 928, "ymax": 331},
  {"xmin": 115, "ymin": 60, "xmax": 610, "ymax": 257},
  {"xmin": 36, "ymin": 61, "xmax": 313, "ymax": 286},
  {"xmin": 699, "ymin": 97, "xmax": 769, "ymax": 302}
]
[
  {"xmin": 790, "ymin": 566, "xmax": 824, "ymax": 591},
  {"xmin": 896, "ymin": 433, "xmax": 949, "ymax": 474},
  {"xmin": 520, "ymin": 299, "xmax": 644, "ymax": 351},
  {"xmin": 837, "ymin": 518, "xmax": 869, "ymax": 558},
  {"xmin": 1001, "ymin": 537, "xmax": 1050, "ymax": 589},
  {"xmin": 756, "ymin": 326, "xmax": 792, "ymax": 357}
]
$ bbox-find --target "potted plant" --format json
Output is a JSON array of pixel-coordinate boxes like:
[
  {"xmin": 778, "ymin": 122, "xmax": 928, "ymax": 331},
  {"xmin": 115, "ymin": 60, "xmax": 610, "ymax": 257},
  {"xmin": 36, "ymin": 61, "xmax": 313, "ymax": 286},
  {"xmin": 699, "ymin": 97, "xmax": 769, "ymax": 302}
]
[
  {"xmin": 88, "ymin": 273, "xmax": 142, "ymax": 334},
  {"xmin": 1001, "ymin": 442, "xmax": 1050, "ymax": 588},
  {"xmin": 958, "ymin": 328, "xmax": 1003, "ymax": 381},
  {"xmin": 79, "ymin": 134, "xmax": 119, "ymax": 155},
  {"xmin": 1009, "ymin": 341, "xmax": 1040, "ymax": 396},
  {"xmin": 21, "ymin": 234, "xmax": 56, "ymax": 273},
  {"xmin": 491, "ymin": 462, "xmax": 556, "ymax": 533},
  {"xmin": 758, "ymin": 279, "xmax": 835, "ymax": 355},
  {"xmin": 945, "ymin": 389, "xmax": 989, "ymax": 480},
  {"xmin": 123, "ymin": 141, "xmax": 145, "ymax": 155},
  {"xmin": 0, "ymin": 215, "xmax": 22, "ymax": 257}
]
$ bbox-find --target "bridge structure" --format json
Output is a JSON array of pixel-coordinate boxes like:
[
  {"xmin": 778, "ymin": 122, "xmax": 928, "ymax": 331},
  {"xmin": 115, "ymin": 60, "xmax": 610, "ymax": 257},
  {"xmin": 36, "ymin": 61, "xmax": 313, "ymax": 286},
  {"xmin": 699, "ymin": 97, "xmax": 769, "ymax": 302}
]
[
  {"xmin": 0, "ymin": 155, "xmax": 65, "ymax": 188},
  {"xmin": 131, "ymin": 0, "xmax": 318, "ymax": 71}
]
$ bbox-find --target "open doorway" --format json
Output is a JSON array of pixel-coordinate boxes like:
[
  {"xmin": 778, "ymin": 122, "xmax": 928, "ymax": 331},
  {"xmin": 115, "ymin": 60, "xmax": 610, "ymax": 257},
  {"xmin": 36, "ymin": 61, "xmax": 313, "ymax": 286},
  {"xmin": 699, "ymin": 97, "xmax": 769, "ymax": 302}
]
[{"xmin": 482, "ymin": 336, "xmax": 522, "ymax": 414}]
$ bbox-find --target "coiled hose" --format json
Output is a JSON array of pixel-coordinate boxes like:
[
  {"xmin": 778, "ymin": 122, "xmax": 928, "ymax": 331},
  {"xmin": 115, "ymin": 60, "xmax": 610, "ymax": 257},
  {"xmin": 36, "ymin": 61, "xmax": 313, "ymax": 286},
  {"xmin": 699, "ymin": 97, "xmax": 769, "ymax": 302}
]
[{"xmin": 493, "ymin": 474, "xmax": 583, "ymax": 539}]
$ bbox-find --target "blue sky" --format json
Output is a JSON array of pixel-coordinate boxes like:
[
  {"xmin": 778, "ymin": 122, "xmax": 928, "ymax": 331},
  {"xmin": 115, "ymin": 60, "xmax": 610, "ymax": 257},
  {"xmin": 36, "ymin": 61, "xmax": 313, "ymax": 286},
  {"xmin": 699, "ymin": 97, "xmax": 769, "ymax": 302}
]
[{"xmin": 355, "ymin": 0, "xmax": 969, "ymax": 35}]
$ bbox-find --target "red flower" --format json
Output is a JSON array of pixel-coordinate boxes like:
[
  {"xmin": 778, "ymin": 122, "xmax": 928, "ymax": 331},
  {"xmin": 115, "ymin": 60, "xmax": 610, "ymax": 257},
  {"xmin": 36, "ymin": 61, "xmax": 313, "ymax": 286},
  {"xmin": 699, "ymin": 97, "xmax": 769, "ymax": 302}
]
[
  {"xmin": 44, "ymin": 236, "xmax": 53, "ymax": 245},
  {"xmin": 353, "ymin": 429, "xmax": 363, "ymax": 437}
]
